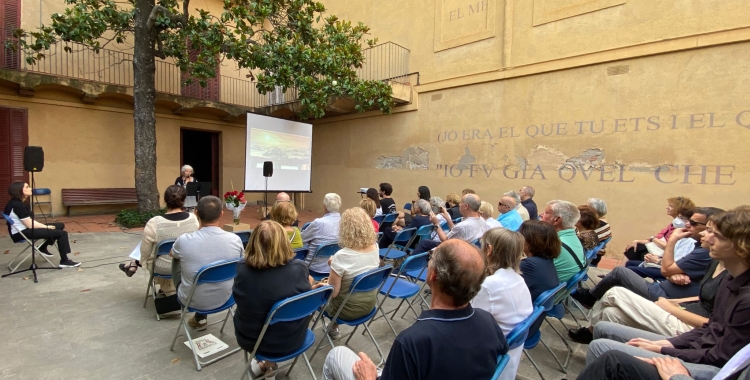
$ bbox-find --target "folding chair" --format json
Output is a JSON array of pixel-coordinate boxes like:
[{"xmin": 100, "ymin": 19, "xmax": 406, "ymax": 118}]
[
  {"xmin": 3, "ymin": 213, "xmax": 57, "ymax": 272},
  {"xmin": 440, "ymin": 220, "xmax": 450, "ymax": 232},
  {"xmin": 544, "ymin": 269, "xmax": 590, "ymax": 369},
  {"xmin": 414, "ymin": 224, "xmax": 433, "ymax": 242},
  {"xmin": 293, "ymin": 247, "xmax": 309, "ymax": 261},
  {"xmin": 379, "ymin": 227, "xmax": 417, "ymax": 262},
  {"xmin": 471, "ymin": 238, "xmax": 481, "ymax": 248},
  {"xmin": 310, "ymin": 266, "xmax": 393, "ymax": 366},
  {"xmin": 522, "ymin": 284, "xmax": 567, "ymax": 379},
  {"xmin": 301, "ymin": 222, "xmax": 312, "ymax": 231},
  {"xmin": 143, "ymin": 239, "xmax": 175, "ymax": 320},
  {"xmin": 502, "ymin": 306, "xmax": 546, "ymax": 379},
  {"xmin": 234, "ymin": 231, "xmax": 252, "ymax": 248},
  {"xmin": 373, "ymin": 214, "xmax": 386, "ymax": 225},
  {"xmin": 403, "ymin": 202, "xmax": 412, "ymax": 211},
  {"xmin": 169, "ymin": 257, "xmax": 242, "ymax": 371},
  {"xmin": 368, "ymin": 252, "xmax": 430, "ymax": 336},
  {"xmin": 376, "ymin": 232, "xmax": 383, "ymax": 244},
  {"xmin": 452, "ymin": 217, "xmax": 462, "ymax": 224},
  {"xmin": 241, "ymin": 286, "xmax": 334, "ymax": 380},
  {"xmin": 490, "ymin": 353, "xmax": 511, "ymax": 380},
  {"xmin": 307, "ymin": 242, "xmax": 340, "ymax": 281},
  {"xmin": 378, "ymin": 213, "xmax": 398, "ymax": 231},
  {"xmin": 32, "ymin": 188, "xmax": 53, "ymax": 216}
]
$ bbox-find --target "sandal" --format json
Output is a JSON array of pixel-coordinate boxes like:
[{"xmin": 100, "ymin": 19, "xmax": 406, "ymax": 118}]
[{"xmin": 118, "ymin": 261, "xmax": 139, "ymax": 277}]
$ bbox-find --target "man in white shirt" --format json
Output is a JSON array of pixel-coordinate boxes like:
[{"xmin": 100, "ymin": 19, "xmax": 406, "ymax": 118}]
[
  {"xmin": 411, "ymin": 194, "xmax": 489, "ymax": 254},
  {"xmin": 301, "ymin": 193, "xmax": 342, "ymax": 274}
]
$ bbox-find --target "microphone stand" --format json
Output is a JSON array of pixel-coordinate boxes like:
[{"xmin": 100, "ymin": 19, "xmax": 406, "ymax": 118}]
[{"xmin": 3, "ymin": 171, "xmax": 61, "ymax": 281}]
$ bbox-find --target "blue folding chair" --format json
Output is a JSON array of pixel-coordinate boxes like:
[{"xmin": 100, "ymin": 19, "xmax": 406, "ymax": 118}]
[
  {"xmin": 373, "ymin": 214, "xmax": 386, "ymax": 224},
  {"xmin": 500, "ymin": 306, "xmax": 547, "ymax": 379},
  {"xmin": 294, "ymin": 247, "xmax": 309, "ymax": 261},
  {"xmin": 310, "ymin": 266, "xmax": 393, "ymax": 365},
  {"xmin": 301, "ymin": 222, "xmax": 312, "ymax": 231},
  {"xmin": 521, "ymin": 284, "xmax": 567, "ymax": 379},
  {"xmin": 379, "ymin": 227, "xmax": 417, "ymax": 261},
  {"xmin": 2, "ymin": 213, "xmax": 57, "ymax": 272},
  {"xmin": 544, "ymin": 269, "xmax": 590, "ymax": 370},
  {"xmin": 369, "ymin": 252, "xmax": 430, "ymax": 336},
  {"xmin": 415, "ymin": 224, "xmax": 433, "ymax": 242},
  {"xmin": 471, "ymin": 238, "xmax": 481, "ymax": 248},
  {"xmin": 169, "ymin": 257, "xmax": 242, "ymax": 371},
  {"xmin": 307, "ymin": 242, "xmax": 340, "ymax": 281},
  {"xmin": 376, "ymin": 232, "xmax": 383, "ymax": 244},
  {"xmin": 143, "ymin": 239, "xmax": 176, "ymax": 320},
  {"xmin": 235, "ymin": 230, "xmax": 252, "ymax": 247},
  {"xmin": 490, "ymin": 353, "xmax": 511, "ymax": 380},
  {"xmin": 440, "ymin": 220, "xmax": 450, "ymax": 232},
  {"xmin": 241, "ymin": 286, "xmax": 334, "ymax": 380},
  {"xmin": 452, "ymin": 217, "xmax": 462, "ymax": 224},
  {"xmin": 377, "ymin": 212, "xmax": 398, "ymax": 230}
]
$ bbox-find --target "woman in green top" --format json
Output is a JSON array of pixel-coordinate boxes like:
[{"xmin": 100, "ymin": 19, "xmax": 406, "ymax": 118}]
[{"xmin": 270, "ymin": 201, "xmax": 303, "ymax": 249}]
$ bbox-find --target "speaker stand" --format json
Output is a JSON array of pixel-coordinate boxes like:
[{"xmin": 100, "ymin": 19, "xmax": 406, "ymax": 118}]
[
  {"xmin": 264, "ymin": 176, "xmax": 269, "ymax": 213},
  {"xmin": 2, "ymin": 171, "xmax": 61, "ymax": 282}
]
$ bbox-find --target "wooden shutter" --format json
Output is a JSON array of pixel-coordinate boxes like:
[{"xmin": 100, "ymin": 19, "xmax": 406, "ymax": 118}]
[
  {"xmin": 2, "ymin": 0, "xmax": 21, "ymax": 69},
  {"xmin": 0, "ymin": 107, "xmax": 29, "ymax": 206},
  {"xmin": 180, "ymin": 46, "xmax": 221, "ymax": 101}
]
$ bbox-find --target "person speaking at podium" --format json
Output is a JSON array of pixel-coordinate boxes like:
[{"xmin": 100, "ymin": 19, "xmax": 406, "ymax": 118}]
[{"xmin": 175, "ymin": 165, "xmax": 197, "ymax": 209}]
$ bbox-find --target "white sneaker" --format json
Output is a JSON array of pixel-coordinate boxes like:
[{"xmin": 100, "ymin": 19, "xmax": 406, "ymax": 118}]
[
  {"xmin": 328, "ymin": 328, "xmax": 341, "ymax": 340},
  {"xmin": 250, "ymin": 359, "xmax": 276, "ymax": 380}
]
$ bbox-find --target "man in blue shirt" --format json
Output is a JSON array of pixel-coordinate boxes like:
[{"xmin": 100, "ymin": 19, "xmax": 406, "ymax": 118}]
[
  {"xmin": 497, "ymin": 196, "xmax": 523, "ymax": 231},
  {"xmin": 322, "ymin": 240, "xmax": 508, "ymax": 380}
]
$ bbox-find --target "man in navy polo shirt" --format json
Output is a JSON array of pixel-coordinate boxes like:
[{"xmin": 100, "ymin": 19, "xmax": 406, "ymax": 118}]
[{"xmin": 322, "ymin": 239, "xmax": 508, "ymax": 380}]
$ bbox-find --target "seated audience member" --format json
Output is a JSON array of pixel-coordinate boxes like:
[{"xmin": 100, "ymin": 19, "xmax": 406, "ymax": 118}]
[
  {"xmin": 378, "ymin": 183, "xmax": 397, "ymax": 215},
  {"xmin": 395, "ymin": 186, "xmax": 431, "ymax": 228},
  {"xmin": 365, "ymin": 188, "xmax": 383, "ymax": 217},
  {"xmin": 322, "ymin": 240, "xmax": 508, "ymax": 380},
  {"xmin": 519, "ymin": 186, "xmax": 538, "ymax": 220},
  {"xmin": 518, "ymin": 220, "xmax": 562, "ymax": 303},
  {"xmin": 505, "ymin": 190, "xmax": 530, "ymax": 221},
  {"xmin": 382, "ymin": 199, "xmax": 433, "ymax": 248},
  {"xmin": 120, "ymin": 185, "xmax": 199, "ymax": 284},
  {"xmin": 263, "ymin": 192, "xmax": 299, "ymax": 227},
  {"xmin": 577, "ymin": 344, "xmax": 750, "ymax": 380},
  {"xmin": 572, "ymin": 207, "xmax": 721, "ymax": 308},
  {"xmin": 319, "ymin": 208, "xmax": 380, "ymax": 339},
  {"xmin": 301, "ymin": 193, "xmax": 342, "ymax": 275},
  {"xmin": 472, "ymin": 228, "xmax": 533, "ymax": 380},
  {"xmin": 584, "ymin": 206, "xmax": 750, "ymax": 380},
  {"xmin": 412, "ymin": 194, "xmax": 489, "ymax": 254},
  {"xmin": 270, "ymin": 200, "xmax": 303, "ymax": 249},
  {"xmin": 445, "ymin": 192, "xmax": 461, "ymax": 219},
  {"xmin": 171, "ymin": 196, "xmax": 244, "ymax": 330},
  {"xmin": 577, "ymin": 205, "xmax": 601, "ymax": 250},
  {"xmin": 541, "ymin": 200, "xmax": 586, "ymax": 283},
  {"xmin": 4, "ymin": 181, "xmax": 81, "ymax": 267},
  {"xmin": 462, "ymin": 188, "xmax": 476, "ymax": 195},
  {"xmin": 624, "ymin": 196, "xmax": 695, "ymax": 261},
  {"xmin": 497, "ymin": 196, "xmax": 524, "ymax": 231},
  {"xmin": 568, "ymin": 256, "xmax": 727, "ymax": 344},
  {"xmin": 428, "ymin": 196, "xmax": 447, "ymax": 241},
  {"xmin": 359, "ymin": 198, "xmax": 380, "ymax": 232},
  {"xmin": 625, "ymin": 209, "xmax": 698, "ymax": 281},
  {"xmin": 233, "ymin": 220, "xmax": 313, "ymax": 378},
  {"xmin": 588, "ymin": 197, "xmax": 612, "ymax": 267},
  {"xmin": 479, "ymin": 201, "xmax": 504, "ymax": 229}
]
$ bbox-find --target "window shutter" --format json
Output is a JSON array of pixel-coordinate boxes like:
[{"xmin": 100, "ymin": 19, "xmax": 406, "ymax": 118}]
[
  {"xmin": 2, "ymin": 0, "xmax": 21, "ymax": 69},
  {"xmin": 0, "ymin": 107, "xmax": 28, "ymax": 207},
  {"xmin": 180, "ymin": 45, "xmax": 221, "ymax": 101}
]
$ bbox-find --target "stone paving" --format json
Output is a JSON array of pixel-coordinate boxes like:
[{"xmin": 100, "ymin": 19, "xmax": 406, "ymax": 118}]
[{"xmin": 0, "ymin": 215, "xmax": 619, "ymax": 380}]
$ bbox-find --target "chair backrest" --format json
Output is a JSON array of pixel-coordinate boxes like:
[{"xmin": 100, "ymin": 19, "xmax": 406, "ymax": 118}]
[
  {"xmin": 415, "ymin": 224, "xmax": 433, "ymax": 240},
  {"xmin": 156, "ymin": 239, "xmax": 175, "ymax": 256},
  {"xmin": 32, "ymin": 188, "xmax": 51, "ymax": 195},
  {"xmin": 193, "ymin": 257, "xmax": 242, "ymax": 285},
  {"xmin": 234, "ymin": 231, "xmax": 251, "ymax": 244},
  {"xmin": 376, "ymin": 232, "xmax": 383, "ymax": 244},
  {"xmin": 534, "ymin": 282, "xmax": 566, "ymax": 311},
  {"xmin": 312, "ymin": 242, "xmax": 340, "ymax": 261},
  {"xmin": 349, "ymin": 265, "xmax": 393, "ymax": 294},
  {"xmin": 373, "ymin": 214, "xmax": 385, "ymax": 224},
  {"xmin": 490, "ymin": 353, "xmax": 511, "ymax": 380},
  {"xmin": 2, "ymin": 213, "xmax": 12, "ymax": 225},
  {"xmin": 301, "ymin": 222, "xmax": 312, "ymax": 231},
  {"xmin": 471, "ymin": 238, "xmax": 481, "ymax": 248},
  {"xmin": 403, "ymin": 203, "xmax": 412, "ymax": 211},
  {"xmin": 506, "ymin": 306, "xmax": 545, "ymax": 350},
  {"xmin": 452, "ymin": 217, "xmax": 462, "ymax": 224},
  {"xmin": 392, "ymin": 227, "xmax": 417, "ymax": 245},
  {"xmin": 293, "ymin": 247, "xmax": 309, "ymax": 261},
  {"xmin": 553, "ymin": 267, "xmax": 590, "ymax": 305},
  {"xmin": 397, "ymin": 251, "xmax": 430, "ymax": 275},
  {"xmin": 382, "ymin": 213, "xmax": 398, "ymax": 224},
  {"xmin": 440, "ymin": 220, "xmax": 449, "ymax": 232},
  {"xmin": 266, "ymin": 285, "xmax": 334, "ymax": 325}
]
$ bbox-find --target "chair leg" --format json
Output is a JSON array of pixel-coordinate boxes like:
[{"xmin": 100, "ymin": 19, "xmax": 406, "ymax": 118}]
[
  {"xmin": 539, "ymin": 337, "xmax": 568, "ymax": 374},
  {"xmin": 344, "ymin": 325, "xmax": 359, "ymax": 346},
  {"xmin": 219, "ymin": 308, "xmax": 232, "ymax": 333},
  {"xmin": 389, "ymin": 298, "xmax": 407, "ymax": 320},
  {"xmin": 545, "ymin": 318, "xmax": 574, "ymax": 368},
  {"xmin": 286, "ymin": 355, "xmax": 301, "ymax": 377},
  {"xmin": 523, "ymin": 349, "xmax": 549, "ymax": 380},
  {"xmin": 302, "ymin": 353, "xmax": 318, "ymax": 380},
  {"xmin": 563, "ymin": 301, "xmax": 583, "ymax": 328},
  {"xmin": 363, "ymin": 323, "xmax": 385, "ymax": 367},
  {"xmin": 7, "ymin": 247, "xmax": 31, "ymax": 272},
  {"xmin": 170, "ymin": 309, "xmax": 187, "ymax": 351},
  {"xmin": 143, "ymin": 274, "xmax": 154, "ymax": 308},
  {"xmin": 309, "ymin": 317, "xmax": 333, "ymax": 362}
]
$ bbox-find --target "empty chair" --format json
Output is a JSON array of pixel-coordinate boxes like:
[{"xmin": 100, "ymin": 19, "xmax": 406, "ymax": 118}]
[
  {"xmin": 379, "ymin": 227, "xmax": 417, "ymax": 262},
  {"xmin": 369, "ymin": 252, "xmax": 430, "ymax": 336}
]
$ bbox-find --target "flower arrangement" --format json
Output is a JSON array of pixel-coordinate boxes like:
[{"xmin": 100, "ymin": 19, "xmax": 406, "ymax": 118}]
[{"xmin": 224, "ymin": 182, "xmax": 247, "ymax": 224}]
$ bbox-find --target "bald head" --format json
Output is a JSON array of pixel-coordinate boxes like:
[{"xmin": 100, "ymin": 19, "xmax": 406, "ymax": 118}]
[
  {"xmin": 429, "ymin": 240, "xmax": 487, "ymax": 307},
  {"xmin": 462, "ymin": 193, "xmax": 481, "ymax": 214},
  {"xmin": 276, "ymin": 192, "xmax": 291, "ymax": 202},
  {"xmin": 498, "ymin": 196, "xmax": 516, "ymax": 215}
]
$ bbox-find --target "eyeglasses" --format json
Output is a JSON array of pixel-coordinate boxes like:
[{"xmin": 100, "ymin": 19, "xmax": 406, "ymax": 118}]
[{"xmin": 688, "ymin": 219, "xmax": 706, "ymax": 226}]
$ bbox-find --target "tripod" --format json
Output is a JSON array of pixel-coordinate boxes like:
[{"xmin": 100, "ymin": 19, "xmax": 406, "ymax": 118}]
[{"xmin": 2, "ymin": 171, "xmax": 62, "ymax": 282}]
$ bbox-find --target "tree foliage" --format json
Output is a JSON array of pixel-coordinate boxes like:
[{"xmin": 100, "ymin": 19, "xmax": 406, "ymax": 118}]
[{"xmin": 11, "ymin": 0, "xmax": 394, "ymax": 119}]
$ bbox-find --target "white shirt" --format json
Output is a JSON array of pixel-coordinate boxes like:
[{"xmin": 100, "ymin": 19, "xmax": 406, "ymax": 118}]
[
  {"xmin": 485, "ymin": 217, "xmax": 503, "ymax": 229},
  {"xmin": 516, "ymin": 204, "xmax": 530, "ymax": 221},
  {"xmin": 431, "ymin": 214, "xmax": 447, "ymax": 241},
  {"xmin": 301, "ymin": 213, "xmax": 341, "ymax": 273},
  {"xmin": 471, "ymin": 268, "xmax": 534, "ymax": 380},
  {"xmin": 374, "ymin": 207, "xmax": 383, "ymax": 217},
  {"xmin": 446, "ymin": 216, "xmax": 488, "ymax": 242}
]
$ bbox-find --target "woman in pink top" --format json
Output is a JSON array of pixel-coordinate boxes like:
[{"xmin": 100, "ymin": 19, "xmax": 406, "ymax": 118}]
[{"xmin": 623, "ymin": 196, "xmax": 695, "ymax": 261}]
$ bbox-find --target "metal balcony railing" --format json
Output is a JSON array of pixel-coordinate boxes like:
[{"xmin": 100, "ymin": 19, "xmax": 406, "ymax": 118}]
[{"xmin": 3, "ymin": 37, "xmax": 410, "ymax": 110}]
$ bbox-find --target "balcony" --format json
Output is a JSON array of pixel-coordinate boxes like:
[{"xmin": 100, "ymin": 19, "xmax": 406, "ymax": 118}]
[{"xmin": 0, "ymin": 38, "xmax": 414, "ymax": 119}]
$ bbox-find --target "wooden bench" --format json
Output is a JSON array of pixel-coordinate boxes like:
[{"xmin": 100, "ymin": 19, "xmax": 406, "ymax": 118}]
[{"xmin": 61, "ymin": 188, "xmax": 138, "ymax": 216}]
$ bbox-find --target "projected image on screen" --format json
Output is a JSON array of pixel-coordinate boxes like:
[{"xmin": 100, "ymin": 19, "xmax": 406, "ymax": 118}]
[{"xmin": 245, "ymin": 113, "xmax": 313, "ymax": 192}]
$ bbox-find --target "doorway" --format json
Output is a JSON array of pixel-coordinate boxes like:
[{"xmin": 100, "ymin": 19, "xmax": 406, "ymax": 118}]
[
  {"xmin": 180, "ymin": 128, "xmax": 220, "ymax": 196},
  {"xmin": 0, "ymin": 106, "xmax": 29, "ymax": 206}
]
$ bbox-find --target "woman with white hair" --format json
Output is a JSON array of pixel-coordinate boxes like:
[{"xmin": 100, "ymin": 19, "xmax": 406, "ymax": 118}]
[
  {"xmin": 588, "ymin": 198, "xmax": 612, "ymax": 267},
  {"xmin": 479, "ymin": 201, "xmax": 503, "ymax": 229},
  {"xmin": 175, "ymin": 165, "xmax": 198, "ymax": 209}
]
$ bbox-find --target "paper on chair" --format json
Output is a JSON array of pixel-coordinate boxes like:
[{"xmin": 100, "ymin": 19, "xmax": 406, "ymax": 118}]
[
  {"xmin": 184, "ymin": 334, "xmax": 229, "ymax": 358},
  {"xmin": 128, "ymin": 242, "xmax": 142, "ymax": 261}
]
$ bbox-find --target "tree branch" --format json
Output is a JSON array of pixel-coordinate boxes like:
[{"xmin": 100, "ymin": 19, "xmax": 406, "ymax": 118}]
[
  {"xmin": 155, "ymin": 37, "xmax": 166, "ymax": 59},
  {"xmin": 182, "ymin": 0, "xmax": 190, "ymax": 26},
  {"xmin": 147, "ymin": 5, "xmax": 182, "ymax": 29}
]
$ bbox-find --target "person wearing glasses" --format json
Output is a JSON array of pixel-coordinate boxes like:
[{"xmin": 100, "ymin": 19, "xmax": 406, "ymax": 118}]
[{"xmin": 496, "ymin": 196, "xmax": 523, "ymax": 232}]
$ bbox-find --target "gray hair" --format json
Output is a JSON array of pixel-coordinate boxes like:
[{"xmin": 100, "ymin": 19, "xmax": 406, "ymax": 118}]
[
  {"xmin": 429, "ymin": 196, "xmax": 444, "ymax": 213},
  {"xmin": 547, "ymin": 200, "xmax": 581, "ymax": 229},
  {"xmin": 180, "ymin": 165, "xmax": 194, "ymax": 175},
  {"xmin": 323, "ymin": 193, "xmax": 342, "ymax": 213},
  {"xmin": 430, "ymin": 240, "xmax": 486, "ymax": 307},
  {"xmin": 463, "ymin": 194, "xmax": 481, "ymax": 212},
  {"xmin": 479, "ymin": 201, "xmax": 494, "ymax": 218},
  {"xmin": 416, "ymin": 199, "xmax": 432, "ymax": 215},
  {"xmin": 587, "ymin": 198, "xmax": 608, "ymax": 217},
  {"xmin": 522, "ymin": 186, "xmax": 535, "ymax": 198},
  {"xmin": 504, "ymin": 190, "xmax": 522, "ymax": 205}
]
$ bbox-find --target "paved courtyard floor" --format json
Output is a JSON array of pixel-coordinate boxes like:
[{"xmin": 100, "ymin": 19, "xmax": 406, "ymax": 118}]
[{"xmin": 0, "ymin": 216, "xmax": 619, "ymax": 379}]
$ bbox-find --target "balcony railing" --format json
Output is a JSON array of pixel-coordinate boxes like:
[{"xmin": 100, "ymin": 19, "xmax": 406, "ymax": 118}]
[{"xmin": 4, "ymin": 37, "xmax": 410, "ymax": 110}]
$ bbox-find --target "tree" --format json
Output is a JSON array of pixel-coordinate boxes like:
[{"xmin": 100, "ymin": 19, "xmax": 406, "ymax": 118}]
[{"xmin": 8, "ymin": 0, "xmax": 394, "ymax": 212}]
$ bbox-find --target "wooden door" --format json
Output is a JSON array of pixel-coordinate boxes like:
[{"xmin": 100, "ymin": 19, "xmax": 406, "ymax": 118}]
[{"xmin": 0, "ymin": 106, "xmax": 29, "ymax": 206}]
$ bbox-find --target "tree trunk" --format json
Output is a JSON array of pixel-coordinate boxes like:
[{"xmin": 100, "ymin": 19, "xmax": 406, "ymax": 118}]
[{"xmin": 132, "ymin": 0, "xmax": 160, "ymax": 212}]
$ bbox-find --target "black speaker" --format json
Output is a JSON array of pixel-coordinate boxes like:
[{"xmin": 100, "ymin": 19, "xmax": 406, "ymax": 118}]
[
  {"xmin": 263, "ymin": 161, "xmax": 273, "ymax": 177},
  {"xmin": 24, "ymin": 146, "xmax": 44, "ymax": 172}
]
